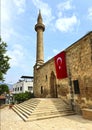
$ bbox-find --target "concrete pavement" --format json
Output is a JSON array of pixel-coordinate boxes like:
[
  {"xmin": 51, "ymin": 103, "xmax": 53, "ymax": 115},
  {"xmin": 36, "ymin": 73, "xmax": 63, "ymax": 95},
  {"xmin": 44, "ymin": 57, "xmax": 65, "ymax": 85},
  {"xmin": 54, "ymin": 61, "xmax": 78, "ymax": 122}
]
[{"xmin": 0, "ymin": 106, "xmax": 92, "ymax": 130}]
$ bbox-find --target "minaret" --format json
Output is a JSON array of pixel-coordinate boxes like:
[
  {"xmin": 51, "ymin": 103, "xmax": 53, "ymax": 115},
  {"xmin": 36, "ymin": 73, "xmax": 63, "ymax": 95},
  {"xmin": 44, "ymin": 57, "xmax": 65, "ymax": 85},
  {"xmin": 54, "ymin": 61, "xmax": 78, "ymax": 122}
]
[{"xmin": 35, "ymin": 10, "xmax": 45, "ymax": 68}]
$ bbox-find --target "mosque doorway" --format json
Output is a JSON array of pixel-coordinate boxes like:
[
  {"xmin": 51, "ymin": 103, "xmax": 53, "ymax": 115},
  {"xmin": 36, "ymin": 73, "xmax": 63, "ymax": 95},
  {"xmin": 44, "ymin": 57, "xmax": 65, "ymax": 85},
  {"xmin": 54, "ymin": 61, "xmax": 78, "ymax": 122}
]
[{"xmin": 50, "ymin": 71, "xmax": 58, "ymax": 98}]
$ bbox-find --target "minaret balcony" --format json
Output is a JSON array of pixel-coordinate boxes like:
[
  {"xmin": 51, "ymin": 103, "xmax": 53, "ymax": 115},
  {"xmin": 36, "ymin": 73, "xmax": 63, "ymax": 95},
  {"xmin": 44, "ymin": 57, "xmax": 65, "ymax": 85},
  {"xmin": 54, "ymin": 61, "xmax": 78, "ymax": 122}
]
[{"xmin": 35, "ymin": 23, "xmax": 45, "ymax": 32}]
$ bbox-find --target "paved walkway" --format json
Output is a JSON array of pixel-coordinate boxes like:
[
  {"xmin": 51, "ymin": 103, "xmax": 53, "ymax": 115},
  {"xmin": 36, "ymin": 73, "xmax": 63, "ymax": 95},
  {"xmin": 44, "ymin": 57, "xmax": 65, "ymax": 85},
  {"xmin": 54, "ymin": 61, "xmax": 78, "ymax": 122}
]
[{"xmin": 0, "ymin": 106, "xmax": 92, "ymax": 130}]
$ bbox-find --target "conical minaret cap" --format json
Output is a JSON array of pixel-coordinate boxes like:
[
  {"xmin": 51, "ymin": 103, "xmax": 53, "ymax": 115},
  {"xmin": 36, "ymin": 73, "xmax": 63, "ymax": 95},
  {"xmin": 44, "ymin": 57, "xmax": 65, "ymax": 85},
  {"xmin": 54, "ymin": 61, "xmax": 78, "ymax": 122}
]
[
  {"xmin": 35, "ymin": 10, "xmax": 45, "ymax": 32},
  {"xmin": 37, "ymin": 10, "xmax": 43, "ymax": 23}
]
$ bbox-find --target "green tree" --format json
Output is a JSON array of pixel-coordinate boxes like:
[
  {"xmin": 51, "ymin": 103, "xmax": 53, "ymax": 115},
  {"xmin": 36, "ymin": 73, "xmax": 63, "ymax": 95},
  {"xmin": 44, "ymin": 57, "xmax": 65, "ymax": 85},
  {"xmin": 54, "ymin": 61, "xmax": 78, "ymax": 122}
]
[
  {"xmin": 14, "ymin": 92, "xmax": 34, "ymax": 103},
  {"xmin": 0, "ymin": 84, "xmax": 9, "ymax": 95},
  {"xmin": 0, "ymin": 37, "xmax": 10, "ymax": 81}
]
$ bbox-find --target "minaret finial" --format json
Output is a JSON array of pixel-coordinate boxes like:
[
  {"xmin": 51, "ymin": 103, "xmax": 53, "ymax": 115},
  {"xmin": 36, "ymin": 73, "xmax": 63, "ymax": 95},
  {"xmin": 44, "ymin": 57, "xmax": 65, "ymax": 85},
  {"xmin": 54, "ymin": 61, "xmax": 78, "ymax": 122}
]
[{"xmin": 37, "ymin": 9, "xmax": 42, "ymax": 23}]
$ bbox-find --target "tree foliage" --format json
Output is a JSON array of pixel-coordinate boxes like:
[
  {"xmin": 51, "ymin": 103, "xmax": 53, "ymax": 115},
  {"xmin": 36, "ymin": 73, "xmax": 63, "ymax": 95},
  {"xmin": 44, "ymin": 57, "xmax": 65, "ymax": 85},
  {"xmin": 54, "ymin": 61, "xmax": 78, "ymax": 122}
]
[
  {"xmin": 0, "ymin": 84, "xmax": 9, "ymax": 95},
  {"xmin": 0, "ymin": 37, "xmax": 10, "ymax": 81},
  {"xmin": 14, "ymin": 92, "xmax": 34, "ymax": 103}
]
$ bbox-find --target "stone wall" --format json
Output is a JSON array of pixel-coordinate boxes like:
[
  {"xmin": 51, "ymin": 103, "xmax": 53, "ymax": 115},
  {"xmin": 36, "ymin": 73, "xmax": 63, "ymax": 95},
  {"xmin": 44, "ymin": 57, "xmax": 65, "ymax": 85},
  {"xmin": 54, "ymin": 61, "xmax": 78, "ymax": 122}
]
[
  {"xmin": 33, "ymin": 32, "xmax": 92, "ymax": 113},
  {"xmin": 34, "ymin": 59, "xmax": 56, "ymax": 97},
  {"xmin": 34, "ymin": 58, "xmax": 69, "ymax": 98},
  {"xmin": 66, "ymin": 32, "xmax": 92, "ymax": 111}
]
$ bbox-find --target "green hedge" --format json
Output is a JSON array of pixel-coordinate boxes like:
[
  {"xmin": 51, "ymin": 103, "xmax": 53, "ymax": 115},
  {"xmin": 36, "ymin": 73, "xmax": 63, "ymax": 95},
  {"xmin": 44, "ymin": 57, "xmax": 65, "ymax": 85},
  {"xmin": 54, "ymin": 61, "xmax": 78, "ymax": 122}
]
[{"xmin": 14, "ymin": 92, "xmax": 35, "ymax": 103}]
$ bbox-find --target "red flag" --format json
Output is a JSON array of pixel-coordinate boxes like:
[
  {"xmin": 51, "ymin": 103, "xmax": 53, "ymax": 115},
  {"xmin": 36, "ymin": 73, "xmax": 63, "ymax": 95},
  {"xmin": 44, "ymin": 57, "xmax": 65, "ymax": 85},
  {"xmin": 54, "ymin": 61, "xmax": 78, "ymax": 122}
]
[{"xmin": 54, "ymin": 51, "xmax": 67, "ymax": 79}]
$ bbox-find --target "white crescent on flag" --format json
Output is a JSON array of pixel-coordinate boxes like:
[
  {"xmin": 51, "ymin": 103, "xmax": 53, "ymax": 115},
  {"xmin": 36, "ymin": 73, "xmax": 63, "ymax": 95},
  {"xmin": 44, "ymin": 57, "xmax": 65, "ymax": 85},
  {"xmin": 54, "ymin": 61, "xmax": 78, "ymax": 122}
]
[{"xmin": 56, "ymin": 57, "xmax": 62, "ymax": 70}]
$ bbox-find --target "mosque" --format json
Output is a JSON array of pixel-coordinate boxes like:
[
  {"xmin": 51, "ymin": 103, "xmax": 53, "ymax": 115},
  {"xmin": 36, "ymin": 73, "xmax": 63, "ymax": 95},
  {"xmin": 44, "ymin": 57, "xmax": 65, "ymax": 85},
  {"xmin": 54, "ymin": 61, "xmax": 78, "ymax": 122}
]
[{"xmin": 33, "ymin": 11, "xmax": 92, "ymax": 113}]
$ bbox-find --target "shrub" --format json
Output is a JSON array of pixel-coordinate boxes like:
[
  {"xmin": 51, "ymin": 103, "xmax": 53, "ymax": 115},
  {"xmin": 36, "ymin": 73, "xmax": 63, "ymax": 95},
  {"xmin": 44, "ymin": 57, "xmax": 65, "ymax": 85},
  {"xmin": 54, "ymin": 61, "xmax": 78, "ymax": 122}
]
[{"xmin": 14, "ymin": 92, "xmax": 35, "ymax": 103}]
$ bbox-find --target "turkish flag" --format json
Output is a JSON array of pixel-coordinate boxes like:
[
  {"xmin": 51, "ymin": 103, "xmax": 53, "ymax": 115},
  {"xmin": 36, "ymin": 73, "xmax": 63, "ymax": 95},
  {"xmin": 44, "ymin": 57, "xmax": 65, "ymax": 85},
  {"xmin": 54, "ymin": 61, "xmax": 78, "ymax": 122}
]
[{"xmin": 54, "ymin": 51, "xmax": 67, "ymax": 79}]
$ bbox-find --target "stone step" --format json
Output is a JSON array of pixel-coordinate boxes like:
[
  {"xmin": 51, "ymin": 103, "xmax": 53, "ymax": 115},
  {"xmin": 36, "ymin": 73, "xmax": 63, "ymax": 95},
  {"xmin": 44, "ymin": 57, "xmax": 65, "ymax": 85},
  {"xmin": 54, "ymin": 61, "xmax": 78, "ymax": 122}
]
[
  {"xmin": 13, "ymin": 105, "xmax": 32, "ymax": 115},
  {"xmin": 35, "ymin": 105, "xmax": 68, "ymax": 110},
  {"xmin": 19, "ymin": 99, "xmax": 40, "ymax": 105},
  {"xmin": 13, "ymin": 105, "xmax": 30, "ymax": 118},
  {"xmin": 19, "ymin": 101, "xmax": 40, "ymax": 106},
  {"xmin": 12, "ymin": 99, "xmax": 41, "ymax": 120},
  {"xmin": 15, "ymin": 104, "xmax": 35, "ymax": 113},
  {"xmin": 13, "ymin": 105, "xmax": 73, "ymax": 120},
  {"xmin": 33, "ymin": 107, "xmax": 66, "ymax": 113},
  {"xmin": 30, "ymin": 109, "xmax": 73, "ymax": 116},
  {"xmin": 16, "ymin": 103, "xmax": 38, "ymax": 110},
  {"xmin": 12, "ymin": 98, "xmax": 75, "ymax": 122},
  {"xmin": 13, "ymin": 104, "xmax": 70, "ymax": 116},
  {"xmin": 27, "ymin": 111, "xmax": 75, "ymax": 122},
  {"xmin": 15, "ymin": 104, "xmax": 35, "ymax": 111},
  {"xmin": 14, "ymin": 99, "xmax": 40, "ymax": 110},
  {"xmin": 13, "ymin": 107, "xmax": 28, "ymax": 121},
  {"xmin": 19, "ymin": 102, "xmax": 39, "ymax": 105}
]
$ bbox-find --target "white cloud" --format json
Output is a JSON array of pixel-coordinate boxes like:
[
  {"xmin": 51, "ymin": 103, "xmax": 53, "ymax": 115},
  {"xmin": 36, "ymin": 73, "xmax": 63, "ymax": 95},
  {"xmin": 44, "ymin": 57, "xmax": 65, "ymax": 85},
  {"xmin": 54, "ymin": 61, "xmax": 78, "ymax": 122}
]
[
  {"xmin": 7, "ymin": 44, "xmax": 25, "ymax": 67},
  {"xmin": 1, "ymin": 0, "xmax": 26, "ymax": 42},
  {"xmin": 32, "ymin": 0, "xmax": 54, "ymax": 25},
  {"xmin": 1, "ymin": 0, "xmax": 15, "ymax": 41},
  {"xmin": 57, "ymin": 0, "xmax": 75, "ymax": 18},
  {"xmin": 57, "ymin": 0, "xmax": 74, "ymax": 12},
  {"xmin": 1, "ymin": 1, "xmax": 11, "ymax": 23},
  {"xmin": 55, "ymin": 15, "xmax": 78, "ymax": 32},
  {"xmin": 55, "ymin": 0, "xmax": 79, "ymax": 32},
  {"xmin": 32, "ymin": 0, "xmax": 77, "ymax": 32},
  {"xmin": 13, "ymin": 0, "xmax": 26, "ymax": 14},
  {"xmin": 88, "ymin": 7, "xmax": 92, "ymax": 20},
  {"xmin": 1, "ymin": 0, "xmax": 12, "ymax": 26}
]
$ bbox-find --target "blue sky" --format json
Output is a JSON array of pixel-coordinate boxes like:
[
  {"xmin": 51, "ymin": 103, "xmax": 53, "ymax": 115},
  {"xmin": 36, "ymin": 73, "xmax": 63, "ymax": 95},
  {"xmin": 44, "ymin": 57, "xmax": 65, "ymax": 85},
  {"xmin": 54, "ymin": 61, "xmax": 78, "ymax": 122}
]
[{"xmin": 1, "ymin": 0, "xmax": 92, "ymax": 84}]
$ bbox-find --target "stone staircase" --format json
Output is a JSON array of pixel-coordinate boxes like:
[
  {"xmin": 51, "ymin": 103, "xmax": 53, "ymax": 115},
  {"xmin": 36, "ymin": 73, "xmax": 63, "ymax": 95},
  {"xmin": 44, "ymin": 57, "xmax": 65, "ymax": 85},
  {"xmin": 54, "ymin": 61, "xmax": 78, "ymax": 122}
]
[{"xmin": 12, "ymin": 98, "xmax": 75, "ymax": 121}]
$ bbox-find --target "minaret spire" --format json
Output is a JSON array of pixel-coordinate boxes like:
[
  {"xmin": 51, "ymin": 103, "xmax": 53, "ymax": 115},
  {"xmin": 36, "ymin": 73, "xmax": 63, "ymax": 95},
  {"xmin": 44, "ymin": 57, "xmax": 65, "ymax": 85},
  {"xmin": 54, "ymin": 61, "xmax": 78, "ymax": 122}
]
[
  {"xmin": 37, "ymin": 10, "xmax": 42, "ymax": 23},
  {"xmin": 35, "ymin": 10, "xmax": 45, "ymax": 68},
  {"xmin": 35, "ymin": 10, "xmax": 45, "ymax": 31}
]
